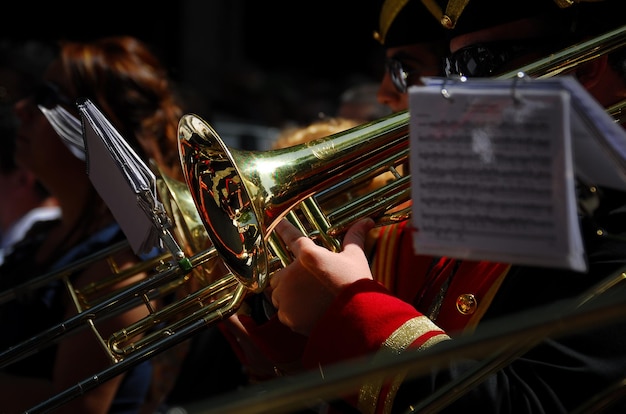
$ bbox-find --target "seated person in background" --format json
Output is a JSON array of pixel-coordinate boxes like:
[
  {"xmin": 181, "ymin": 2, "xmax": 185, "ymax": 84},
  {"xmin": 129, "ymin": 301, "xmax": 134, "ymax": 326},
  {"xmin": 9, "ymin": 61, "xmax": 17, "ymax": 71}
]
[
  {"xmin": 0, "ymin": 35, "xmax": 218, "ymax": 414},
  {"xmin": 0, "ymin": 109, "xmax": 59, "ymax": 265},
  {"xmin": 271, "ymin": 116, "xmax": 361, "ymax": 149},
  {"xmin": 0, "ymin": 40, "xmax": 60, "ymax": 265}
]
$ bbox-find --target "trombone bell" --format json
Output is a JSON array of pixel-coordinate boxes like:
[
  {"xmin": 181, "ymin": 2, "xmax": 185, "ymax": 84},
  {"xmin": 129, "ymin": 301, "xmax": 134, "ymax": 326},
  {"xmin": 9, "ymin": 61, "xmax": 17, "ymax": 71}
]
[
  {"xmin": 178, "ymin": 112, "xmax": 410, "ymax": 290},
  {"xmin": 178, "ymin": 115, "xmax": 269, "ymax": 292}
]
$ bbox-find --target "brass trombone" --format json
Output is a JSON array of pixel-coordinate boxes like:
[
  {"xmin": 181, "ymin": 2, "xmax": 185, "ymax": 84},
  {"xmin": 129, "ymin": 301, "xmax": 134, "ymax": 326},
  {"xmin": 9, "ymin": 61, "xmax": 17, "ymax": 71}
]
[
  {"xmin": 14, "ymin": 23, "xmax": 626, "ymax": 413},
  {"xmin": 179, "ymin": 25, "xmax": 626, "ymax": 291},
  {"xmin": 178, "ymin": 109, "xmax": 411, "ymax": 291}
]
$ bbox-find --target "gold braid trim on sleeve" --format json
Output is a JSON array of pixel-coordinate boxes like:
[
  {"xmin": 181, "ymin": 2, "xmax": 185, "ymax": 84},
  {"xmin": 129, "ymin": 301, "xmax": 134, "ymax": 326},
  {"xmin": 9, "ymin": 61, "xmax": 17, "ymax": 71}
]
[{"xmin": 357, "ymin": 316, "xmax": 451, "ymax": 414}]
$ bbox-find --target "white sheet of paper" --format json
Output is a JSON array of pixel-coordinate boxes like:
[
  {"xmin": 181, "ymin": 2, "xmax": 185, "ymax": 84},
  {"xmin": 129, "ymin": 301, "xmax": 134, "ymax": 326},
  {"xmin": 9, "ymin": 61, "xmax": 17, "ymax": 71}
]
[
  {"xmin": 559, "ymin": 76, "xmax": 626, "ymax": 190},
  {"xmin": 79, "ymin": 99, "xmax": 161, "ymax": 255},
  {"xmin": 409, "ymin": 82, "xmax": 586, "ymax": 271},
  {"xmin": 420, "ymin": 76, "xmax": 626, "ymax": 191}
]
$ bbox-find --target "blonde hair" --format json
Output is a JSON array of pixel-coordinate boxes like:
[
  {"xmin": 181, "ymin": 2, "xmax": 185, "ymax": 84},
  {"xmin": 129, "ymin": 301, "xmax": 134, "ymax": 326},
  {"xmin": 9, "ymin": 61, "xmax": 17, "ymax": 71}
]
[
  {"xmin": 272, "ymin": 116, "xmax": 399, "ymax": 206},
  {"xmin": 272, "ymin": 117, "xmax": 360, "ymax": 149}
]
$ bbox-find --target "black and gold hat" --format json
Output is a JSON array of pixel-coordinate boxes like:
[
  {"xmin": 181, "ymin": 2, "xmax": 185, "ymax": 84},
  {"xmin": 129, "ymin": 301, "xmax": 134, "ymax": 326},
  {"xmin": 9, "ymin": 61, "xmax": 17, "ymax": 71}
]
[
  {"xmin": 426, "ymin": 0, "xmax": 625, "ymax": 36},
  {"xmin": 374, "ymin": 0, "xmax": 624, "ymax": 46},
  {"xmin": 419, "ymin": 0, "xmax": 562, "ymax": 33}
]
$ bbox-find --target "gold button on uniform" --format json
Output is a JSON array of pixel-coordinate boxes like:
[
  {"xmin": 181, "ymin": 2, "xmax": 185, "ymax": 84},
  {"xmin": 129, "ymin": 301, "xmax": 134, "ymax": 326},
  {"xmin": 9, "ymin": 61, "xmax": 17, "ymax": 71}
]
[{"xmin": 456, "ymin": 294, "xmax": 477, "ymax": 315}]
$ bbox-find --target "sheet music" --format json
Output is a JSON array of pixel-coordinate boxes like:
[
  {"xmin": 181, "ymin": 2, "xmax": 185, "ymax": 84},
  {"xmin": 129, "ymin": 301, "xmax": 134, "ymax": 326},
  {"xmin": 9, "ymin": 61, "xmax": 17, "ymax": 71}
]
[
  {"xmin": 78, "ymin": 98, "xmax": 162, "ymax": 255},
  {"xmin": 559, "ymin": 76, "xmax": 626, "ymax": 190},
  {"xmin": 421, "ymin": 76, "xmax": 626, "ymax": 191},
  {"xmin": 409, "ymin": 79, "xmax": 587, "ymax": 271}
]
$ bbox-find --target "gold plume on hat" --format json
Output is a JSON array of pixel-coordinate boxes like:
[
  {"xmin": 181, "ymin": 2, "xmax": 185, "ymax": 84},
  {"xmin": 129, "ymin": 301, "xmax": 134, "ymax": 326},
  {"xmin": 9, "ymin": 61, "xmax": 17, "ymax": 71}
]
[{"xmin": 373, "ymin": 0, "xmax": 410, "ymax": 44}]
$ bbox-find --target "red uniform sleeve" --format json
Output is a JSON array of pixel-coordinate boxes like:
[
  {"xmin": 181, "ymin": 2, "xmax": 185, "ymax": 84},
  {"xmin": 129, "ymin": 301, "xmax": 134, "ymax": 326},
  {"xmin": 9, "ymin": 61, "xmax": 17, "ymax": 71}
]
[{"xmin": 303, "ymin": 279, "xmax": 450, "ymax": 413}]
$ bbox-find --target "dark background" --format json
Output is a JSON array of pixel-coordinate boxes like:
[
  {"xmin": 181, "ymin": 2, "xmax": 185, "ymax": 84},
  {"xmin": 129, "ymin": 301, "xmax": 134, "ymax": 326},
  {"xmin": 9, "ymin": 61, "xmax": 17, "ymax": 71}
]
[{"xmin": 3, "ymin": 0, "xmax": 386, "ymax": 148}]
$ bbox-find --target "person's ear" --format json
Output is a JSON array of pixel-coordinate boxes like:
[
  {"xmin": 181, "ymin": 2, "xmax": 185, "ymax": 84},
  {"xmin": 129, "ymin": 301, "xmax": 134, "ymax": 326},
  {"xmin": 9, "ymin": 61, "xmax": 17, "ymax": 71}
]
[{"xmin": 575, "ymin": 54, "xmax": 609, "ymax": 90}]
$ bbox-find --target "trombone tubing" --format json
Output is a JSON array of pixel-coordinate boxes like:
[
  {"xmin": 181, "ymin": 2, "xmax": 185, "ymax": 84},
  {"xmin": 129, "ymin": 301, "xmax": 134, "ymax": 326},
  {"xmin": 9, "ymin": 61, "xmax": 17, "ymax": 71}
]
[
  {"xmin": 25, "ymin": 280, "xmax": 247, "ymax": 414},
  {"xmin": 496, "ymin": 24, "xmax": 626, "ymax": 79},
  {"xmin": 179, "ymin": 271, "xmax": 626, "ymax": 414},
  {"xmin": 0, "ymin": 246, "xmax": 217, "ymax": 370},
  {"xmin": 0, "ymin": 240, "xmax": 129, "ymax": 306}
]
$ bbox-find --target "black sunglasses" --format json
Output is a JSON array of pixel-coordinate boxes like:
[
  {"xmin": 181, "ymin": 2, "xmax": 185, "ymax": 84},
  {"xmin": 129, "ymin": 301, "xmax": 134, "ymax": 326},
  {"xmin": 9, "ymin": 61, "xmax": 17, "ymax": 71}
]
[
  {"xmin": 32, "ymin": 82, "xmax": 74, "ymax": 109},
  {"xmin": 443, "ymin": 40, "xmax": 544, "ymax": 78},
  {"xmin": 385, "ymin": 58, "xmax": 427, "ymax": 94}
]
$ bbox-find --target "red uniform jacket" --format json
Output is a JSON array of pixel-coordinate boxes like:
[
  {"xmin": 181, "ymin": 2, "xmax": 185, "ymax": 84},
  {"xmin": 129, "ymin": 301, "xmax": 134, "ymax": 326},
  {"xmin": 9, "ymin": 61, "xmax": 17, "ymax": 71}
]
[
  {"xmin": 220, "ymin": 220, "xmax": 509, "ymax": 413},
  {"xmin": 301, "ymin": 221, "xmax": 510, "ymax": 412}
]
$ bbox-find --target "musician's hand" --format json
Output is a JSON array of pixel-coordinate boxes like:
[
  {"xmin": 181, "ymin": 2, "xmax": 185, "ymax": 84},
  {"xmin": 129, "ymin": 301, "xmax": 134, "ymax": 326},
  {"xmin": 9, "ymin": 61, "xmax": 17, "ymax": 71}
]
[{"xmin": 269, "ymin": 218, "xmax": 375, "ymax": 335}]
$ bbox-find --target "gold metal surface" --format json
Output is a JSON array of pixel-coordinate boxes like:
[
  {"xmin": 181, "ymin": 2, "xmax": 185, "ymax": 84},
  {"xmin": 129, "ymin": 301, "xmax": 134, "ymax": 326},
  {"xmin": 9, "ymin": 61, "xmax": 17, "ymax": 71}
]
[
  {"xmin": 456, "ymin": 293, "xmax": 477, "ymax": 315},
  {"xmin": 178, "ymin": 110, "xmax": 411, "ymax": 290}
]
